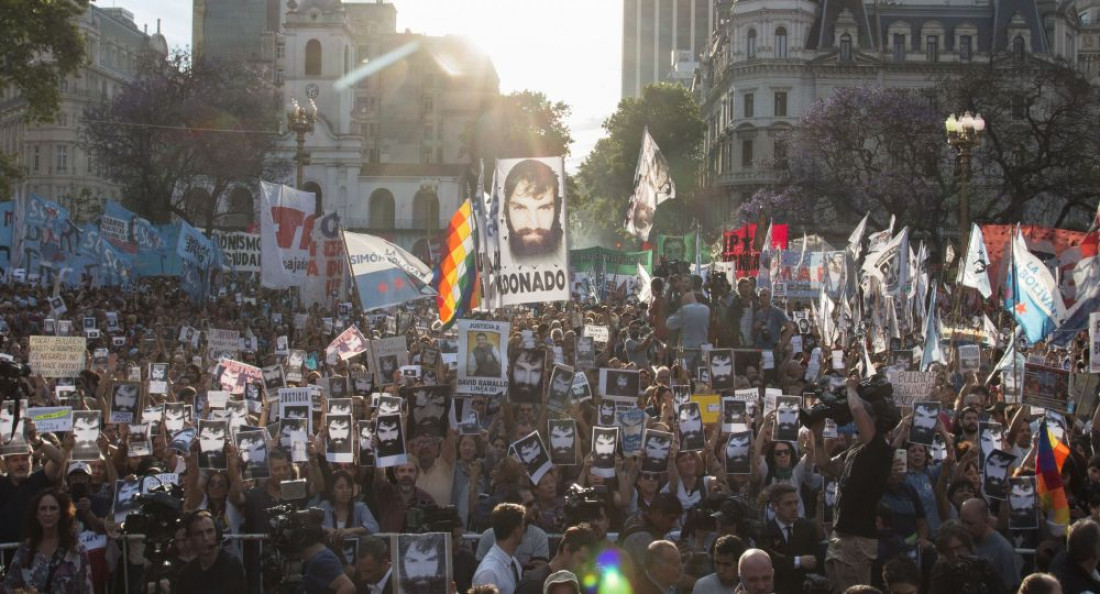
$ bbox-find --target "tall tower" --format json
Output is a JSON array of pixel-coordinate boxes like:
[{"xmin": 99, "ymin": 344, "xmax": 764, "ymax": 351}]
[{"xmin": 621, "ymin": 0, "xmax": 714, "ymax": 98}]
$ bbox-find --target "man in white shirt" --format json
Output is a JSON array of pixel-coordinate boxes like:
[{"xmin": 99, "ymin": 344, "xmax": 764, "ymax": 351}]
[
  {"xmin": 665, "ymin": 290, "xmax": 710, "ymax": 370},
  {"xmin": 473, "ymin": 503, "xmax": 527, "ymax": 594}
]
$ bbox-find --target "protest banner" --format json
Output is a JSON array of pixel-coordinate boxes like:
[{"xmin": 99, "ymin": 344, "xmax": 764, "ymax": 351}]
[
  {"xmin": 206, "ymin": 329, "xmax": 241, "ymax": 361},
  {"xmin": 212, "ymin": 230, "xmax": 261, "ymax": 273},
  {"xmin": 883, "ymin": 369, "xmax": 937, "ymax": 407},
  {"xmin": 217, "ymin": 359, "xmax": 263, "ymax": 395},
  {"xmin": 1023, "ymin": 364, "xmax": 1070, "ymax": 411},
  {"xmin": 27, "ymin": 407, "xmax": 73, "ymax": 433},
  {"xmin": 958, "ymin": 345, "xmax": 981, "ymax": 374},
  {"xmin": 29, "ymin": 336, "xmax": 87, "ymax": 377},
  {"xmin": 456, "ymin": 319, "xmax": 510, "ymax": 396}
]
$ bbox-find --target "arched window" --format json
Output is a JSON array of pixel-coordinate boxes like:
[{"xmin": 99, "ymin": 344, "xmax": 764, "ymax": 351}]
[
  {"xmin": 303, "ymin": 181, "xmax": 323, "ymax": 214},
  {"xmin": 305, "ymin": 39, "xmax": 322, "ymax": 76},
  {"xmin": 747, "ymin": 29, "xmax": 757, "ymax": 58},
  {"xmin": 369, "ymin": 189, "xmax": 395, "ymax": 229},
  {"xmin": 228, "ymin": 187, "xmax": 253, "ymax": 216},
  {"xmin": 775, "ymin": 27, "xmax": 788, "ymax": 58},
  {"xmin": 840, "ymin": 33, "xmax": 853, "ymax": 62},
  {"xmin": 1012, "ymin": 35, "xmax": 1026, "ymax": 63},
  {"xmin": 412, "ymin": 189, "xmax": 440, "ymax": 230}
]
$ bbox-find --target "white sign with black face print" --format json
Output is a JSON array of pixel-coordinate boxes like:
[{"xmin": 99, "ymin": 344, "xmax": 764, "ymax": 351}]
[
  {"xmin": 236, "ymin": 429, "xmax": 270, "ymax": 480},
  {"xmin": 910, "ymin": 401, "xmax": 940, "ymax": 446},
  {"xmin": 71, "ymin": 410, "xmax": 102, "ymax": 462},
  {"xmin": 325, "ymin": 414, "xmax": 354, "ymax": 464},
  {"xmin": 708, "ymin": 349, "xmax": 735, "ymax": 391},
  {"xmin": 148, "ymin": 363, "xmax": 169, "ymax": 394},
  {"xmin": 982, "ymin": 449, "xmax": 1017, "ymax": 501},
  {"xmin": 641, "ymin": 429, "xmax": 673, "ymax": 473},
  {"xmin": 1008, "ymin": 476, "xmax": 1038, "ymax": 530},
  {"xmin": 678, "ymin": 402, "xmax": 705, "ymax": 452},
  {"xmin": 725, "ymin": 431, "xmax": 753, "ymax": 475},
  {"xmin": 393, "ymin": 532, "xmax": 453, "ymax": 594},
  {"xmin": 375, "ymin": 413, "xmax": 407, "ymax": 468},
  {"xmin": 978, "ymin": 421, "xmax": 1003, "ymax": 469},
  {"xmin": 198, "ymin": 420, "xmax": 228, "ymax": 470},
  {"xmin": 599, "ymin": 368, "xmax": 641, "ymax": 403},
  {"xmin": 113, "ymin": 478, "xmax": 141, "ymax": 525},
  {"xmin": 721, "ymin": 397, "xmax": 746, "ymax": 434},
  {"xmin": 772, "ymin": 396, "xmax": 801, "ymax": 443},
  {"xmin": 512, "ymin": 430, "xmax": 553, "ymax": 484},
  {"xmin": 545, "ymin": 364, "xmax": 576, "ymax": 413},
  {"xmin": 109, "ymin": 382, "xmax": 141, "ymax": 424},
  {"xmin": 590, "ymin": 426, "xmax": 619, "ymax": 479},
  {"xmin": 163, "ymin": 403, "xmax": 190, "ymax": 434},
  {"xmin": 547, "ymin": 419, "xmax": 577, "ymax": 466},
  {"xmin": 278, "ymin": 387, "xmax": 313, "ymax": 435}
]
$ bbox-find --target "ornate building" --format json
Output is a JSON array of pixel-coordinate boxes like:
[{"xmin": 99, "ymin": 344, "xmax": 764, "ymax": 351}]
[
  {"xmin": 695, "ymin": 0, "xmax": 1082, "ymax": 232},
  {"xmin": 0, "ymin": 6, "xmax": 167, "ymax": 219}
]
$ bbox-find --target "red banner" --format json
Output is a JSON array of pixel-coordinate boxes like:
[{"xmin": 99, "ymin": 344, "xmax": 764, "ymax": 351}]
[
  {"xmin": 722, "ymin": 223, "xmax": 789, "ymax": 277},
  {"xmin": 982, "ymin": 224, "xmax": 1087, "ymax": 296}
]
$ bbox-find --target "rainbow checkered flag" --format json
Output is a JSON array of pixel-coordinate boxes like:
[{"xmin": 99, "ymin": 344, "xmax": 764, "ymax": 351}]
[
  {"xmin": 1037, "ymin": 419, "xmax": 1070, "ymax": 528},
  {"xmin": 434, "ymin": 198, "xmax": 480, "ymax": 329}
]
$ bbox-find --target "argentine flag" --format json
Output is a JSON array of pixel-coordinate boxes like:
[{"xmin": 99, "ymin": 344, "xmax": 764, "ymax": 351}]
[{"xmin": 1004, "ymin": 228, "xmax": 1065, "ymax": 344}]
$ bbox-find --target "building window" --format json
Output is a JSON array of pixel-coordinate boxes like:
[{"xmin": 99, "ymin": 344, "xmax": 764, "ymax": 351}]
[
  {"xmin": 424, "ymin": 123, "xmax": 434, "ymax": 139},
  {"xmin": 422, "ymin": 148, "xmax": 434, "ymax": 164},
  {"xmin": 368, "ymin": 189, "xmax": 395, "ymax": 228},
  {"xmin": 893, "ymin": 33, "xmax": 906, "ymax": 62},
  {"xmin": 747, "ymin": 29, "xmax": 757, "ymax": 58},
  {"xmin": 742, "ymin": 140, "xmax": 754, "ymax": 168},
  {"xmin": 305, "ymin": 39, "xmax": 322, "ymax": 76},
  {"xmin": 1012, "ymin": 35, "xmax": 1025, "ymax": 63},
  {"xmin": 926, "ymin": 35, "xmax": 939, "ymax": 62},
  {"xmin": 959, "ymin": 35, "xmax": 972, "ymax": 61},
  {"xmin": 744, "ymin": 93, "xmax": 754, "ymax": 118},
  {"xmin": 367, "ymin": 148, "xmax": 379, "ymax": 163},
  {"xmin": 774, "ymin": 91, "xmax": 787, "ymax": 117},
  {"xmin": 840, "ymin": 34, "xmax": 853, "ymax": 62},
  {"xmin": 32, "ymin": 146, "xmax": 39, "ymax": 172},
  {"xmin": 276, "ymin": 42, "xmax": 285, "ymax": 59},
  {"xmin": 774, "ymin": 139, "xmax": 788, "ymax": 165},
  {"xmin": 775, "ymin": 27, "xmax": 788, "ymax": 58},
  {"xmin": 422, "ymin": 97, "xmax": 434, "ymax": 114},
  {"xmin": 56, "ymin": 145, "xmax": 67, "ymax": 173}
]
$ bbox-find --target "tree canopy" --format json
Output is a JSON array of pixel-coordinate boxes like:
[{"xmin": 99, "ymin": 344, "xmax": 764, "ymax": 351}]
[
  {"xmin": 82, "ymin": 53, "xmax": 288, "ymax": 230},
  {"xmin": 464, "ymin": 90, "xmax": 573, "ymax": 166}
]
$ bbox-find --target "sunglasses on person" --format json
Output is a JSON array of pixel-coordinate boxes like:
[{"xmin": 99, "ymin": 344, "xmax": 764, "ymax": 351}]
[
  {"xmin": 774, "ymin": 449, "xmax": 792, "ymax": 457},
  {"xmin": 640, "ymin": 472, "xmax": 662, "ymax": 481}
]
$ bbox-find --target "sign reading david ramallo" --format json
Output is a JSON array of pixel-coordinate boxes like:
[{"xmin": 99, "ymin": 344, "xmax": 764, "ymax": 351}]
[{"xmin": 29, "ymin": 336, "xmax": 87, "ymax": 377}]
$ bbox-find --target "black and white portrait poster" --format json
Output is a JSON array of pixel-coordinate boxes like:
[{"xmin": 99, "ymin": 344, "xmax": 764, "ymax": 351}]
[
  {"xmin": 375, "ymin": 413, "xmax": 408, "ymax": 468},
  {"xmin": 708, "ymin": 349, "xmax": 735, "ymax": 391},
  {"xmin": 279, "ymin": 387, "xmax": 313, "ymax": 435},
  {"xmin": 456, "ymin": 319, "xmax": 510, "ymax": 396},
  {"xmin": 575, "ymin": 336, "xmax": 595, "ymax": 371},
  {"xmin": 164, "ymin": 403, "xmax": 190, "ymax": 434},
  {"xmin": 358, "ymin": 420, "xmax": 375, "ymax": 467},
  {"xmin": 1008, "ymin": 476, "xmax": 1038, "ymax": 530},
  {"xmin": 599, "ymin": 368, "xmax": 640, "ymax": 403},
  {"xmin": 262, "ymin": 365, "xmax": 285, "ymax": 392},
  {"xmin": 369, "ymin": 336, "xmax": 406, "ymax": 387},
  {"xmin": 725, "ymin": 431, "xmax": 753, "ymax": 475},
  {"xmin": 113, "ymin": 478, "xmax": 141, "ymax": 524},
  {"xmin": 773, "ymin": 396, "xmax": 801, "ymax": 443},
  {"xmin": 109, "ymin": 382, "xmax": 141, "ymax": 424},
  {"xmin": 548, "ymin": 419, "xmax": 577, "ymax": 466},
  {"xmin": 198, "ymin": 420, "xmax": 228, "ymax": 470},
  {"xmin": 235, "ymin": 429, "xmax": 270, "ymax": 480},
  {"xmin": 493, "ymin": 156, "xmax": 570, "ymax": 305},
  {"xmin": 721, "ymin": 397, "xmax": 746, "ymax": 433},
  {"xmin": 71, "ymin": 411, "xmax": 101, "ymax": 462},
  {"xmin": 244, "ymin": 382, "xmax": 264, "ymax": 414},
  {"xmin": 325, "ymin": 414, "xmax": 354, "ymax": 463},
  {"xmin": 596, "ymin": 399, "xmax": 617, "ymax": 427},
  {"xmin": 823, "ymin": 480, "xmax": 838, "ymax": 525},
  {"xmin": 280, "ymin": 417, "xmax": 307, "ymax": 453},
  {"xmin": 978, "ymin": 421, "xmax": 1003, "ymax": 468},
  {"xmin": 392, "ymin": 532, "xmax": 452, "ymax": 594},
  {"xmin": 571, "ymin": 371, "xmax": 593, "ymax": 402},
  {"xmin": 590, "ymin": 426, "xmax": 619, "ymax": 479},
  {"xmin": 148, "ymin": 363, "xmax": 168, "ymax": 395},
  {"xmin": 641, "ymin": 429, "xmax": 673, "ymax": 473},
  {"xmin": 678, "ymin": 402, "xmax": 705, "ymax": 452},
  {"xmin": 983, "ymin": 449, "xmax": 1016, "ymax": 500},
  {"xmin": 127, "ymin": 424, "xmax": 151, "ymax": 458},
  {"xmin": 169, "ymin": 428, "xmax": 194, "ymax": 456},
  {"xmin": 545, "ymin": 364, "xmax": 575, "ymax": 413},
  {"xmin": 285, "ymin": 349, "xmax": 306, "ymax": 384},
  {"xmin": 618, "ymin": 408, "xmax": 647, "ymax": 456},
  {"xmin": 404, "ymin": 385, "xmax": 451, "ymax": 439},
  {"xmin": 328, "ymin": 398, "xmax": 353, "ymax": 417},
  {"xmin": 910, "ymin": 401, "xmax": 940, "ymax": 446},
  {"xmin": 377, "ymin": 395, "xmax": 404, "ymax": 416},
  {"xmin": 325, "ymin": 325, "xmax": 370, "ymax": 361},
  {"xmin": 513, "ymin": 430, "xmax": 553, "ymax": 484},
  {"xmin": 509, "ymin": 348, "xmax": 546, "ymax": 404}
]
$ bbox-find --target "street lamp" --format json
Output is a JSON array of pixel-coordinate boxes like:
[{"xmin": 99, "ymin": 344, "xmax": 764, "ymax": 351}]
[
  {"xmin": 286, "ymin": 97, "xmax": 318, "ymax": 209},
  {"xmin": 944, "ymin": 111, "xmax": 985, "ymax": 247}
]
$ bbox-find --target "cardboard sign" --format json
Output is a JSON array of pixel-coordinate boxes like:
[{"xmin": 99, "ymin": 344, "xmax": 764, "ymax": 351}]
[{"xmin": 29, "ymin": 336, "xmax": 87, "ymax": 377}]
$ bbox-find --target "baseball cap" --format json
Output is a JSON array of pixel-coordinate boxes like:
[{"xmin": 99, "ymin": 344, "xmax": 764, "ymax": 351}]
[
  {"xmin": 543, "ymin": 570, "xmax": 580, "ymax": 594},
  {"xmin": 67, "ymin": 461, "xmax": 92, "ymax": 475}
]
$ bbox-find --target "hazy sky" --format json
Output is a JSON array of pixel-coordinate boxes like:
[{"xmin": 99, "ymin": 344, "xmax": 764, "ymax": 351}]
[{"xmin": 101, "ymin": 0, "xmax": 623, "ymax": 170}]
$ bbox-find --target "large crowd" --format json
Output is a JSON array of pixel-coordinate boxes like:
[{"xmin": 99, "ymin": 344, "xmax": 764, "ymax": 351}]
[{"xmin": 0, "ymin": 268, "xmax": 1093, "ymax": 594}]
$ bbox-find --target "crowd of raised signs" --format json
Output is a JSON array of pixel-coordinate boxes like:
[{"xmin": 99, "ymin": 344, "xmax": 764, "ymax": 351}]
[{"xmin": 0, "ymin": 271, "xmax": 1097, "ymax": 594}]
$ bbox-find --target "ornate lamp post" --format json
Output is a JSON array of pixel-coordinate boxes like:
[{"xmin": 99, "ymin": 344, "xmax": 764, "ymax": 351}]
[
  {"xmin": 944, "ymin": 111, "xmax": 985, "ymax": 247},
  {"xmin": 286, "ymin": 97, "xmax": 318, "ymax": 211}
]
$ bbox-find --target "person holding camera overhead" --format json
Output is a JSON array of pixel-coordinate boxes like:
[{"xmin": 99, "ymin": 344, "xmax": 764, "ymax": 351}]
[{"xmin": 810, "ymin": 376, "xmax": 899, "ymax": 593}]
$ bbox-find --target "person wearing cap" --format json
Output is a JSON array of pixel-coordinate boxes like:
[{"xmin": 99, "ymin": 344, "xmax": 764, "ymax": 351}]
[
  {"xmin": 67, "ymin": 461, "xmax": 109, "ymax": 534},
  {"xmin": 0, "ymin": 426, "xmax": 71, "ymax": 544},
  {"xmin": 516, "ymin": 524, "xmax": 595, "ymax": 594},
  {"xmin": 542, "ymin": 570, "xmax": 581, "ymax": 594}
]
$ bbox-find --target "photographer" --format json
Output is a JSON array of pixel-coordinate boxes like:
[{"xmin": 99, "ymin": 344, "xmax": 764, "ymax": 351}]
[
  {"xmin": 296, "ymin": 511, "xmax": 357, "ymax": 594},
  {"xmin": 810, "ymin": 377, "xmax": 898, "ymax": 593},
  {"xmin": 176, "ymin": 510, "xmax": 245, "ymax": 593}
]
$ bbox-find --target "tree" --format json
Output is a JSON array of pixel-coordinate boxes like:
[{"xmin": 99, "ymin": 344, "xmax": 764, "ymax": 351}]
[
  {"xmin": 82, "ymin": 52, "xmax": 288, "ymax": 230},
  {"xmin": 464, "ymin": 90, "xmax": 573, "ymax": 165},
  {"xmin": 573, "ymin": 83, "xmax": 705, "ymax": 246},
  {"xmin": 0, "ymin": 0, "xmax": 90, "ymax": 197}
]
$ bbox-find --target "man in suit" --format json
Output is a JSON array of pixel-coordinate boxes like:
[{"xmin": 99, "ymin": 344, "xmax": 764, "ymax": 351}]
[
  {"xmin": 354, "ymin": 535, "xmax": 394, "ymax": 593},
  {"xmin": 759, "ymin": 483, "xmax": 821, "ymax": 594}
]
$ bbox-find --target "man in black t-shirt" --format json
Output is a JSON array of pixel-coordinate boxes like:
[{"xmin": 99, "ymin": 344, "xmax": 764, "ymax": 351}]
[
  {"xmin": 812, "ymin": 377, "xmax": 897, "ymax": 593},
  {"xmin": 177, "ymin": 511, "xmax": 246, "ymax": 594}
]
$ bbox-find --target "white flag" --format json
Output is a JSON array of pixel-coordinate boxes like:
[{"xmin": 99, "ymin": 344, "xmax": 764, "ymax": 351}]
[
  {"xmin": 958, "ymin": 223, "xmax": 992, "ymax": 298},
  {"xmin": 757, "ymin": 223, "xmax": 775, "ymax": 291},
  {"xmin": 637, "ymin": 263, "xmax": 653, "ymax": 304},
  {"xmin": 847, "ymin": 212, "xmax": 870, "ymax": 259},
  {"xmin": 625, "ymin": 127, "xmax": 675, "ymax": 241}
]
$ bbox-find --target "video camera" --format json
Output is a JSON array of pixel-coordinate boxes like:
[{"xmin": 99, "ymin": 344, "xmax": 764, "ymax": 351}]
[
  {"xmin": 563, "ymin": 484, "xmax": 606, "ymax": 525},
  {"xmin": 265, "ymin": 504, "xmax": 325, "ymax": 556},
  {"xmin": 404, "ymin": 504, "xmax": 460, "ymax": 533},
  {"xmin": 123, "ymin": 483, "xmax": 183, "ymax": 543},
  {"xmin": 799, "ymin": 374, "xmax": 899, "ymax": 431}
]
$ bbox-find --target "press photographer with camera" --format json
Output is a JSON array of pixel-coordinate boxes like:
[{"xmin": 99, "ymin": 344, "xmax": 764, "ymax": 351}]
[
  {"xmin": 808, "ymin": 375, "xmax": 899, "ymax": 593},
  {"xmin": 279, "ymin": 507, "xmax": 356, "ymax": 594}
]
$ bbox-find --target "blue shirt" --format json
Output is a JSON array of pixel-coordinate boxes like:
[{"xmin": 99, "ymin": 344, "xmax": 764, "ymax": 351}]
[{"xmin": 300, "ymin": 548, "xmax": 345, "ymax": 594}]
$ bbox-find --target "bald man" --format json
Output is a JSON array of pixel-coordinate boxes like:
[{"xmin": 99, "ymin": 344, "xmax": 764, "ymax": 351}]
[
  {"xmin": 635, "ymin": 540, "xmax": 684, "ymax": 594},
  {"xmin": 960, "ymin": 498, "xmax": 1021, "ymax": 591},
  {"xmin": 738, "ymin": 549, "xmax": 775, "ymax": 594}
]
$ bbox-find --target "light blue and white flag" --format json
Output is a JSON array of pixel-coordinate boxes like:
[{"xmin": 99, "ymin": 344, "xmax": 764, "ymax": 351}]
[
  {"xmin": 921, "ymin": 287, "xmax": 945, "ymax": 371},
  {"xmin": 344, "ymin": 231, "xmax": 435, "ymax": 312},
  {"xmin": 1004, "ymin": 228, "xmax": 1066, "ymax": 345}
]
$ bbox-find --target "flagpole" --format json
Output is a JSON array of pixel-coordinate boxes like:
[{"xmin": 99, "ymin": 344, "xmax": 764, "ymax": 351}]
[{"xmin": 949, "ymin": 228, "xmax": 972, "ymax": 379}]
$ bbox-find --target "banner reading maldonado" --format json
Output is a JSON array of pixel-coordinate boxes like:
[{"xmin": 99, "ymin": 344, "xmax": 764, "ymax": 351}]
[{"xmin": 493, "ymin": 156, "xmax": 570, "ymax": 305}]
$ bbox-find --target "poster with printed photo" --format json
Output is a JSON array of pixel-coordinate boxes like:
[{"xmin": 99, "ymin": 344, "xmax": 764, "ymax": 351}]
[
  {"xmin": 571, "ymin": 371, "xmax": 593, "ymax": 402},
  {"xmin": 375, "ymin": 413, "xmax": 407, "ymax": 468},
  {"xmin": 109, "ymin": 382, "xmax": 141, "ymax": 424},
  {"xmin": 262, "ymin": 365, "xmax": 285, "ymax": 392},
  {"xmin": 721, "ymin": 397, "xmax": 746, "ymax": 434},
  {"xmin": 910, "ymin": 402, "xmax": 940, "ymax": 446},
  {"xmin": 217, "ymin": 359, "xmax": 263, "ymax": 395},
  {"xmin": 641, "ymin": 429, "xmax": 673, "ymax": 473},
  {"xmin": 772, "ymin": 396, "xmax": 801, "ymax": 443},
  {"xmin": 725, "ymin": 431, "xmax": 753, "ymax": 475},
  {"xmin": 198, "ymin": 420, "xmax": 228, "ymax": 470},
  {"xmin": 618, "ymin": 407, "xmax": 647, "ymax": 456},
  {"xmin": 983, "ymin": 449, "xmax": 1016, "ymax": 500},
  {"xmin": 164, "ymin": 403, "xmax": 190, "ymax": 433},
  {"xmin": 512, "ymin": 430, "xmax": 553, "ymax": 484},
  {"xmin": 978, "ymin": 421, "xmax": 1003, "ymax": 468},
  {"xmin": 148, "ymin": 363, "xmax": 168, "ymax": 394},
  {"xmin": 370, "ymin": 336, "xmax": 408, "ymax": 387},
  {"xmin": 71, "ymin": 411, "xmax": 101, "ymax": 462},
  {"xmin": 599, "ymin": 368, "xmax": 640, "ymax": 403},
  {"xmin": 545, "ymin": 364, "xmax": 575, "ymax": 413},
  {"xmin": 286, "ymin": 350, "xmax": 306, "ymax": 383},
  {"xmin": 456, "ymin": 319, "xmax": 510, "ymax": 396},
  {"xmin": 236, "ymin": 429, "xmax": 270, "ymax": 480},
  {"xmin": 392, "ymin": 532, "xmax": 452, "ymax": 594},
  {"xmin": 279, "ymin": 387, "xmax": 313, "ymax": 435},
  {"xmin": 403, "ymin": 385, "xmax": 451, "ymax": 439},
  {"xmin": 169, "ymin": 428, "xmax": 194, "ymax": 455},
  {"xmin": 325, "ymin": 414, "xmax": 354, "ymax": 463},
  {"xmin": 590, "ymin": 426, "xmax": 619, "ymax": 479},
  {"xmin": 575, "ymin": 336, "xmax": 595, "ymax": 371},
  {"xmin": 127, "ymin": 424, "xmax": 151, "ymax": 457},
  {"xmin": 357, "ymin": 420, "xmax": 375, "ymax": 467},
  {"xmin": 493, "ymin": 156, "xmax": 570, "ymax": 305},
  {"xmin": 547, "ymin": 419, "xmax": 577, "ymax": 466},
  {"xmin": 679, "ymin": 402, "xmax": 705, "ymax": 452},
  {"xmin": 1008, "ymin": 476, "xmax": 1038, "ymax": 530},
  {"xmin": 326, "ymin": 325, "xmax": 370, "ymax": 361},
  {"xmin": 708, "ymin": 349, "xmax": 735, "ymax": 391},
  {"xmin": 113, "ymin": 478, "xmax": 141, "ymax": 524},
  {"xmin": 509, "ymin": 348, "xmax": 545, "ymax": 404}
]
